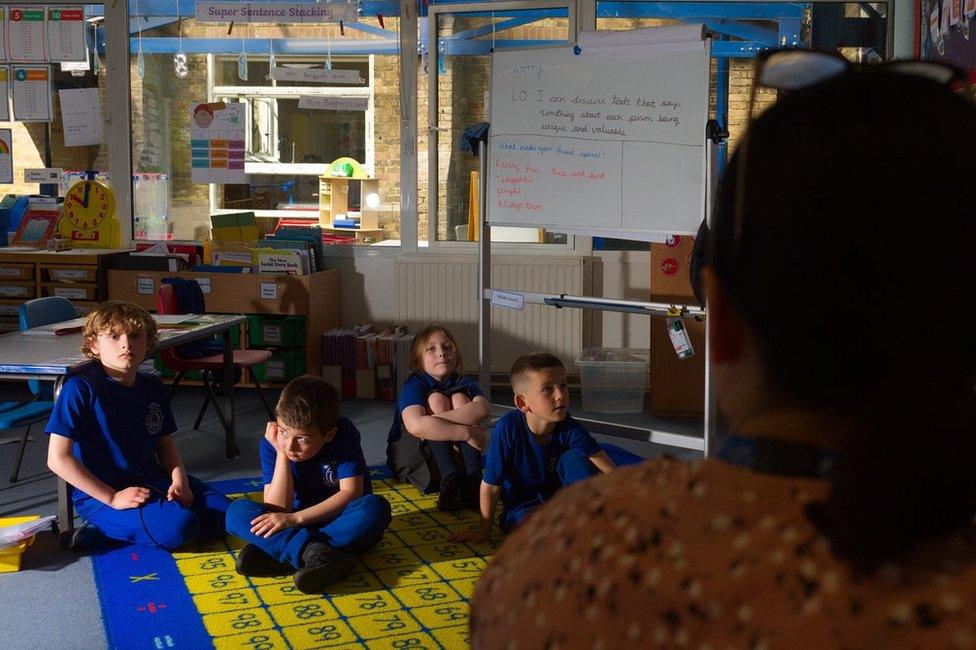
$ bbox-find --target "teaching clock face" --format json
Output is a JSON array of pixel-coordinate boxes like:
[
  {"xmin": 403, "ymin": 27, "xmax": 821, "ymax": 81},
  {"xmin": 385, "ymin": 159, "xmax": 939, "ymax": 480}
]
[{"xmin": 63, "ymin": 180, "xmax": 115, "ymax": 231}]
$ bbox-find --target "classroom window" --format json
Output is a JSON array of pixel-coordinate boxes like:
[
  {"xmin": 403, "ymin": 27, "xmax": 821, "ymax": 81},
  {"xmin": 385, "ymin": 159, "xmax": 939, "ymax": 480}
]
[
  {"xmin": 130, "ymin": 18, "xmax": 400, "ymax": 244},
  {"xmin": 427, "ymin": 8, "xmax": 572, "ymax": 246}
]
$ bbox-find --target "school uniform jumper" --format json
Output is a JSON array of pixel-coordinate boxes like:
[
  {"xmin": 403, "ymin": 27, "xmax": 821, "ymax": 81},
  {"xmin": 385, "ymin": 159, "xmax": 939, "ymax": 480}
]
[
  {"xmin": 225, "ymin": 417, "xmax": 392, "ymax": 569},
  {"xmin": 484, "ymin": 410, "xmax": 601, "ymax": 531},
  {"xmin": 386, "ymin": 371, "xmax": 484, "ymax": 493},
  {"xmin": 45, "ymin": 365, "xmax": 230, "ymax": 549}
]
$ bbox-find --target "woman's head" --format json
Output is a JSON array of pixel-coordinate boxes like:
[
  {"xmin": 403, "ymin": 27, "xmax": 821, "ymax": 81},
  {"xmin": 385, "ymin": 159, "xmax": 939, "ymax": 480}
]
[
  {"xmin": 410, "ymin": 324, "xmax": 462, "ymax": 380},
  {"xmin": 706, "ymin": 66, "xmax": 976, "ymax": 562},
  {"xmin": 708, "ymin": 68, "xmax": 976, "ymax": 417}
]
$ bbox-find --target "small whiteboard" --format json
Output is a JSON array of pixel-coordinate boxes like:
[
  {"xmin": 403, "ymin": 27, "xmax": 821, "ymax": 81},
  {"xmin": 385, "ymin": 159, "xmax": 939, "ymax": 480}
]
[{"xmin": 488, "ymin": 26, "xmax": 710, "ymax": 240}]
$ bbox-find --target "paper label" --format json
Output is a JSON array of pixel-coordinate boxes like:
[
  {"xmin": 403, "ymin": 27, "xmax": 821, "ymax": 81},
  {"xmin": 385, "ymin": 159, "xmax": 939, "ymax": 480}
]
[
  {"xmin": 0, "ymin": 284, "xmax": 27, "ymax": 296},
  {"xmin": 297, "ymin": 96, "xmax": 369, "ymax": 111},
  {"xmin": 0, "ymin": 267, "xmax": 23, "ymax": 277},
  {"xmin": 53, "ymin": 286, "xmax": 86, "ymax": 299},
  {"xmin": 267, "ymin": 360, "xmax": 284, "ymax": 377},
  {"xmin": 490, "ymin": 289, "xmax": 524, "ymax": 311},
  {"xmin": 260, "ymin": 281, "xmax": 278, "ymax": 300},
  {"xmin": 263, "ymin": 324, "xmax": 282, "ymax": 345},
  {"xmin": 24, "ymin": 167, "xmax": 61, "ymax": 183},
  {"xmin": 195, "ymin": 277, "xmax": 212, "ymax": 294},
  {"xmin": 51, "ymin": 268, "xmax": 87, "ymax": 280},
  {"xmin": 137, "ymin": 277, "xmax": 154, "ymax": 295}
]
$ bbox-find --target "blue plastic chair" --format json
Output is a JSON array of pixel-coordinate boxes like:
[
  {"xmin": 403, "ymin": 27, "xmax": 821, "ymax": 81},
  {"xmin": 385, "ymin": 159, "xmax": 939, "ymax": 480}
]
[{"xmin": 6, "ymin": 296, "xmax": 77, "ymax": 482}]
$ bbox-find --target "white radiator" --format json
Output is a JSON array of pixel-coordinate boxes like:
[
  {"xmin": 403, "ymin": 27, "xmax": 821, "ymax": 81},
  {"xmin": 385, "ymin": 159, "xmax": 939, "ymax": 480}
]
[{"xmin": 394, "ymin": 254, "xmax": 591, "ymax": 373}]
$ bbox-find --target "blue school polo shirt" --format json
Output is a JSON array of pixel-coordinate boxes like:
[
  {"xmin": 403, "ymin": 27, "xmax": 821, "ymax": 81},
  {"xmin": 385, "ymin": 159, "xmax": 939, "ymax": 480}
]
[
  {"xmin": 260, "ymin": 416, "xmax": 371, "ymax": 511},
  {"xmin": 45, "ymin": 364, "xmax": 178, "ymax": 506},
  {"xmin": 483, "ymin": 410, "xmax": 601, "ymax": 510},
  {"xmin": 387, "ymin": 371, "xmax": 485, "ymax": 444}
]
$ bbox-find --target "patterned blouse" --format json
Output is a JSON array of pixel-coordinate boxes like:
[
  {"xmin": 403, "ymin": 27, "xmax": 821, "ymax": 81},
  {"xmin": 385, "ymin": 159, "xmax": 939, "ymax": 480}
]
[{"xmin": 471, "ymin": 458, "xmax": 976, "ymax": 649}]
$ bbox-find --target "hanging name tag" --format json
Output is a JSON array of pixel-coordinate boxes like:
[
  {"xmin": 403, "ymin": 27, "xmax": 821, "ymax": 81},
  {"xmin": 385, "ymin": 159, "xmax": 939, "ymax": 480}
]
[
  {"xmin": 666, "ymin": 316, "xmax": 695, "ymax": 359},
  {"xmin": 490, "ymin": 289, "xmax": 524, "ymax": 311}
]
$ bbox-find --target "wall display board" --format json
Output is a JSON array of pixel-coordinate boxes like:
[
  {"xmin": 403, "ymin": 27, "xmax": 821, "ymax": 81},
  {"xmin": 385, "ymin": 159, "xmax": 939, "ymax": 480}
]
[
  {"xmin": 0, "ymin": 129, "xmax": 12, "ymax": 184},
  {"xmin": 488, "ymin": 25, "xmax": 710, "ymax": 240},
  {"xmin": 0, "ymin": 67, "xmax": 9, "ymax": 121}
]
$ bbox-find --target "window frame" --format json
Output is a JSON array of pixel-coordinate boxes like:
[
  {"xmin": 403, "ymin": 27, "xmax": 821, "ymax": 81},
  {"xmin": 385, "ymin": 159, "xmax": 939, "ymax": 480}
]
[
  {"xmin": 425, "ymin": 0, "xmax": 584, "ymax": 256},
  {"xmin": 207, "ymin": 53, "xmax": 375, "ymax": 220}
]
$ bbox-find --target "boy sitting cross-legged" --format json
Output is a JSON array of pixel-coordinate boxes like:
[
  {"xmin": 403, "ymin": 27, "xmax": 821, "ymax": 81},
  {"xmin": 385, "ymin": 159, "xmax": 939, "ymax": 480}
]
[
  {"xmin": 46, "ymin": 300, "xmax": 230, "ymax": 550},
  {"xmin": 450, "ymin": 352, "xmax": 616, "ymax": 544},
  {"xmin": 226, "ymin": 375, "xmax": 392, "ymax": 594}
]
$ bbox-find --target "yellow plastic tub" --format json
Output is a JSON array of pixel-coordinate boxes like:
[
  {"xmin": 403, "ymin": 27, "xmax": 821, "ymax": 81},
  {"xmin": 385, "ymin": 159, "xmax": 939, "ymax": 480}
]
[{"xmin": 0, "ymin": 515, "xmax": 40, "ymax": 572}]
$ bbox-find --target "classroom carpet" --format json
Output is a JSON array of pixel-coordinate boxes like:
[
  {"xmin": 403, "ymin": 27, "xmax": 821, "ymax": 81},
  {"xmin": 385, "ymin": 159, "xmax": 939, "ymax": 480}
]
[{"xmin": 90, "ymin": 466, "xmax": 501, "ymax": 650}]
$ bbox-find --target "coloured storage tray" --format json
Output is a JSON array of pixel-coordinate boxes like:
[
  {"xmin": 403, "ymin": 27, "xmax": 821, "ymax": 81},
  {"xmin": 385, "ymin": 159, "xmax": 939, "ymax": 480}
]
[
  {"xmin": 0, "ymin": 515, "xmax": 40, "ymax": 572},
  {"xmin": 252, "ymin": 349, "xmax": 306, "ymax": 382},
  {"xmin": 247, "ymin": 315, "xmax": 306, "ymax": 347}
]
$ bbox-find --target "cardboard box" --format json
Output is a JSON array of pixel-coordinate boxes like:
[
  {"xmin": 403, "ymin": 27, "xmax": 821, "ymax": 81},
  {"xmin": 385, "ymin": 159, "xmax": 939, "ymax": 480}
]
[
  {"xmin": 321, "ymin": 365, "xmax": 342, "ymax": 393},
  {"xmin": 356, "ymin": 368, "xmax": 376, "ymax": 399},
  {"xmin": 650, "ymin": 234, "xmax": 704, "ymax": 417}
]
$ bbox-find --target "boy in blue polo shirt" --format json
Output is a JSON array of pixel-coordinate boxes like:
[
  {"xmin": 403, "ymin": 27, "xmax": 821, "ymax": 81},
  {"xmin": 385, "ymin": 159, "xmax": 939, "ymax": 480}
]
[
  {"xmin": 46, "ymin": 301, "xmax": 230, "ymax": 549},
  {"xmin": 226, "ymin": 375, "xmax": 392, "ymax": 594},
  {"xmin": 451, "ymin": 352, "xmax": 616, "ymax": 543}
]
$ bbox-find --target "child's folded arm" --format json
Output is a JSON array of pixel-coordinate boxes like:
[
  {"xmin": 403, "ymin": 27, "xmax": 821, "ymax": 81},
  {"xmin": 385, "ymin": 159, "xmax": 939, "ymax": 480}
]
[
  {"xmin": 401, "ymin": 404, "xmax": 482, "ymax": 444},
  {"xmin": 292, "ymin": 475, "xmax": 364, "ymax": 527},
  {"xmin": 47, "ymin": 432, "xmax": 119, "ymax": 506},
  {"xmin": 588, "ymin": 449, "xmax": 617, "ymax": 475},
  {"xmin": 424, "ymin": 396, "xmax": 490, "ymax": 426}
]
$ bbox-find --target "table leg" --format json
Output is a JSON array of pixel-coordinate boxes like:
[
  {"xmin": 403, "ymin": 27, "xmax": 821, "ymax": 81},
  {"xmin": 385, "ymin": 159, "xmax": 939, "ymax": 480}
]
[
  {"xmin": 223, "ymin": 327, "xmax": 239, "ymax": 459},
  {"xmin": 58, "ymin": 478, "xmax": 73, "ymax": 549},
  {"xmin": 52, "ymin": 376, "xmax": 74, "ymax": 548}
]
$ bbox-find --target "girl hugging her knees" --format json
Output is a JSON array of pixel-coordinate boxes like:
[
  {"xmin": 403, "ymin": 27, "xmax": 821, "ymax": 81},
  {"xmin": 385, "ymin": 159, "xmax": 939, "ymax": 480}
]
[{"xmin": 386, "ymin": 324, "xmax": 489, "ymax": 511}]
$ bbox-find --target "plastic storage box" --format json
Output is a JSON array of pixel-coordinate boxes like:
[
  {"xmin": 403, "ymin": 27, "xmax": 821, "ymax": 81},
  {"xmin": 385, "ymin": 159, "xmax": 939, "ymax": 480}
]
[
  {"xmin": 0, "ymin": 515, "xmax": 40, "ymax": 572},
  {"xmin": 247, "ymin": 315, "xmax": 306, "ymax": 347},
  {"xmin": 576, "ymin": 348, "xmax": 650, "ymax": 414}
]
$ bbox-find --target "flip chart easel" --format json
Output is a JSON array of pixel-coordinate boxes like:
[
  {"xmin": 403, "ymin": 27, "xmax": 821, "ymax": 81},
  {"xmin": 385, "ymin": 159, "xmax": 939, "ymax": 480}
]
[{"xmin": 478, "ymin": 25, "xmax": 721, "ymax": 454}]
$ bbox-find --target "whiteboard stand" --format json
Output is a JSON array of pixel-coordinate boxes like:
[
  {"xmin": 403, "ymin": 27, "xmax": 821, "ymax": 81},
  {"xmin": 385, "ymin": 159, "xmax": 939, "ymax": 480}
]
[{"xmin": 476, "ymin": 138, "xmax": 721, "ymax": 456}]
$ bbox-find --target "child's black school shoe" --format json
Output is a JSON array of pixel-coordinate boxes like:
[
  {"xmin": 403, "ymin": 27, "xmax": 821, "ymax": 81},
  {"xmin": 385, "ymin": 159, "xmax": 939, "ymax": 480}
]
[
  {"xmin": 235, "ymin": 543, "xmax": 293, "ymax": 577},
  {"xmin": 462, "ymin": 473, "xmax": 482, "ymax": 511},
  {"xmin": 293, "ymin": 540, "xmax": 358, "ymax": 594},
  {"xmin": 437, "ymin": 473, "xmax": 466, "ymax": 511}
]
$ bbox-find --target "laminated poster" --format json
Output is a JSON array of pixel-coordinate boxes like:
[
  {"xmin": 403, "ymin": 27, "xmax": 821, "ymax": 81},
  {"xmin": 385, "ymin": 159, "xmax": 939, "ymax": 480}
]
[
  {"xmin": 7, "ymin": 7, "xmax": 46, "ymax": 62},
  {"xmin": 0, "ymin": 129, "xmax": 12, "ymax": 184},
  {"xmin": 0, "ymin": 67, "xmax": 10, "ymax": 121},
  {"xmin": 190, "ymin": 101, "xmax": 246, "ymax": 184},
  {"xmin": 12, "ymin": 65, "xmax": 51, "ymax": 121},
  {"xmin": 47, "ymin": 7, "xmax": 86, "ymax": 62}
]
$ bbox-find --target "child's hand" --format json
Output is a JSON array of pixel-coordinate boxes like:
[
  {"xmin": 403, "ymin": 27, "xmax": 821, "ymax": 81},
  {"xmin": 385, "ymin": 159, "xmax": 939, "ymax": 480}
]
[
  {"xmin": 265, "ymin": 421, "xmax": 285, "ymax": 453},
  {"xmin": 109, "ymin": 486, "xmax": 150, "ymax": 510},
  {"xmin": 250, "ymin": 511, "xmax": 297, "ymax": 538},
  {"xmin": 449, "ymin": 527, "xmax": 490, "ymax": 544},
  {"xmin": 167, "ymin": 479, "xmax": 193, "ymax": 507},
  {"xmin": 465, "ymin": 424, "xmax": 487, "ymax": 451}
]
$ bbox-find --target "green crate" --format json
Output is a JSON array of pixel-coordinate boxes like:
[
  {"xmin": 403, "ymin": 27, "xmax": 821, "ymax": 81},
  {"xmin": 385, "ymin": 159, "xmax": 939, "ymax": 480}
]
[
  {"xmin": 247, "ymin": 315, "xmax": 306, "ymax": 347},
  {"xmin": 252, "ymin": 350, "xmax": 307, "ymax": 382}
]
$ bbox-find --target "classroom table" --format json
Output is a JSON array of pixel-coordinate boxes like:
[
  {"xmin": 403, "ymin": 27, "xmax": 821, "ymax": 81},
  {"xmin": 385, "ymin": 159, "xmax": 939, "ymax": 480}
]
[{"xmin": 0, "ymin": 313, "xmax": 246, "ymax": 547}]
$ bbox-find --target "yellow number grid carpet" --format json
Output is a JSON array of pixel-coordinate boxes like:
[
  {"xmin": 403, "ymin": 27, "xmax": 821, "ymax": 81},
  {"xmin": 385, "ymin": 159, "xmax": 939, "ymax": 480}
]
[{"xmin": 91, "ymin": 467, "xmax": 502, "ymax": 649}]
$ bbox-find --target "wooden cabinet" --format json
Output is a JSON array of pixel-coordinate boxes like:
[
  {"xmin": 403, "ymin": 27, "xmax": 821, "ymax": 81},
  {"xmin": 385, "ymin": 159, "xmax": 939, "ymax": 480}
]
[
  {"xmin": 649, "ymin": 236, "xmax": 705, "ymax": 417},
  {"xmin": 107, "ymin": 268, "xmax": 341, "ymax": 377},
  {"xmin": 0, "ymin": 247, "xmax": 130, "ymax": 316},
  {"xmin": 318, "ymin": 176, "xmax": 384, "ymax": 243}
]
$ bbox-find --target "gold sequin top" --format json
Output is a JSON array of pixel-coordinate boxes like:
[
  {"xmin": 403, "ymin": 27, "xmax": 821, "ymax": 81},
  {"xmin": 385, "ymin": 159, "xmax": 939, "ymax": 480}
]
[{"xmin": 471, "ymin": 458, "xmax": 976, "ymax": 649}]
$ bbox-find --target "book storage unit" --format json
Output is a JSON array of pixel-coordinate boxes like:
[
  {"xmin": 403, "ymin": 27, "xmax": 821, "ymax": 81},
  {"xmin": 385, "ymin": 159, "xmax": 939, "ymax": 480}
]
[
  {"xmin": 107, "ymin": 268, "xmax": 341, "ymax": 382},
  {"xmin": 0, "ymin": 248, "xmax": 131, "ymax": 331}
]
